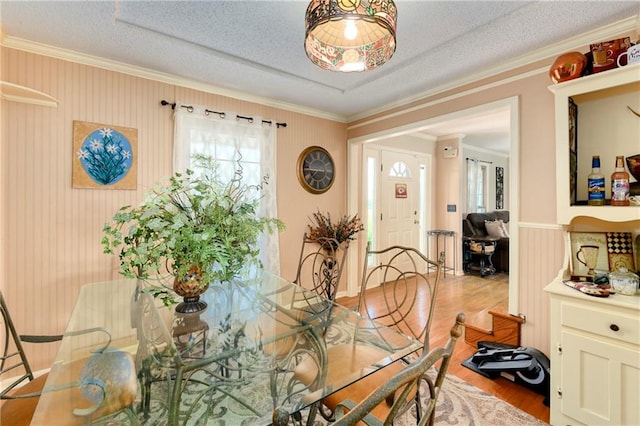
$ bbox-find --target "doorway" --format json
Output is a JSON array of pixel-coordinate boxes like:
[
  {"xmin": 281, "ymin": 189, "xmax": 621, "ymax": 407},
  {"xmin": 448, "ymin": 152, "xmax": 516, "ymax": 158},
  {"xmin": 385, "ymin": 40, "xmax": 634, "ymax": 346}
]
[
  {"xmin": 346, "ymin": 97, "xmax": 520, "ymax": 316},
  {"xmin": 362, "ymin": 146, "xmax": 431, "ymax": 282}
]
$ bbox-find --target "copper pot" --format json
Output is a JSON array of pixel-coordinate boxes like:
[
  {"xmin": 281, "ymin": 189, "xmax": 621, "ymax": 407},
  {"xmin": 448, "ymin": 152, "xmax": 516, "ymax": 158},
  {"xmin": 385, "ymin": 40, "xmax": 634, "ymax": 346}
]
[{"xmin": 549, "ymin": 52, "xmax": 587, "ymax": 83}]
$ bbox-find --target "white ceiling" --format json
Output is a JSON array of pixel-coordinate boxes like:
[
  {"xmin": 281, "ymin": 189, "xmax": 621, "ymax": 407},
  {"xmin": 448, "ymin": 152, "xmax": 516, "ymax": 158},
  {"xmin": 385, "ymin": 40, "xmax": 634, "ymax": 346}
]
[{"xmin": 1, "ymin": 1, "xmax": 639, "ymax": 153}]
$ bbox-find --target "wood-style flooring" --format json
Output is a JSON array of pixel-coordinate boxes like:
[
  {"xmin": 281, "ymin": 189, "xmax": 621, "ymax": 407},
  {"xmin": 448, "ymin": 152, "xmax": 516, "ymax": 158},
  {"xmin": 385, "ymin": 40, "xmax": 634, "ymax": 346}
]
[{"xmin": 336, "ymin": 272, "xmax": 551, "ymax": 424}]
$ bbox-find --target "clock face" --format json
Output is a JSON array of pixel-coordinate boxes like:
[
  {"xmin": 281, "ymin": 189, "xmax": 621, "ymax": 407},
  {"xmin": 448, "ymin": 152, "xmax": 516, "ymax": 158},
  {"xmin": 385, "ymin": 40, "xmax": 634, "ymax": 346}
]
[{"xmin": 297, "ymin": 146, "xmax": 335, "ymax": 194}]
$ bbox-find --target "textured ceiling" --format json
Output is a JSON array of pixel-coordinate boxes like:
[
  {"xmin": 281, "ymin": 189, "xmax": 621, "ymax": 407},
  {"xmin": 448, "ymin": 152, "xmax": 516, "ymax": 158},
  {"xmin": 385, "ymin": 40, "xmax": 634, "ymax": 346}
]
[{"xmin": 1, "ymin": 1, "xmax": 639, "ymax": 153}]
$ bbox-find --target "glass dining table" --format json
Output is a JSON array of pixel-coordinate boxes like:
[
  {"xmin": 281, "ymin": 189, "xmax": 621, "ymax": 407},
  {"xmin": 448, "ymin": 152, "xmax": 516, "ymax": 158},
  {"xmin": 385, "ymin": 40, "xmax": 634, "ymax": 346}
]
[{"xmin": 31, "ymin": 272, "xmax": 421, "ymax": 425}]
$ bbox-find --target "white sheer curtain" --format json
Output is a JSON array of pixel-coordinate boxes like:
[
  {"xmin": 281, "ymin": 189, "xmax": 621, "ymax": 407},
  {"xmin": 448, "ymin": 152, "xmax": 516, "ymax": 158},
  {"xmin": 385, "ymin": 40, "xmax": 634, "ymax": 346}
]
[
  {"xmin": 466, "ymin": 158, "xmax": 480, "ymax": 213},
  {"xmin": 173, "ymin": 103, "xmax": 281, "ymax": 276}
]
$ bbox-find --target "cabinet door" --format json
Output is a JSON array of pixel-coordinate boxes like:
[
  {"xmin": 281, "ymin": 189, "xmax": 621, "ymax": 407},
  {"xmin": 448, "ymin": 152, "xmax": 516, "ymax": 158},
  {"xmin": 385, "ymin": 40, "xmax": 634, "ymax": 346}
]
[{"xmin": 561, "ymin": 330, "xmax": 640, "ymax": 425}]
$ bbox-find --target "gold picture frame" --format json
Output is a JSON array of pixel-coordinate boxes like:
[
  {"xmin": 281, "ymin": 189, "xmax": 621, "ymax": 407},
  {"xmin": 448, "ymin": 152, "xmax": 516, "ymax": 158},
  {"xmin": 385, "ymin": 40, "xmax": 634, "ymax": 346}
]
[{"xmin": 72, "ymin": 120, "xmax": 137, "ymax": 189}]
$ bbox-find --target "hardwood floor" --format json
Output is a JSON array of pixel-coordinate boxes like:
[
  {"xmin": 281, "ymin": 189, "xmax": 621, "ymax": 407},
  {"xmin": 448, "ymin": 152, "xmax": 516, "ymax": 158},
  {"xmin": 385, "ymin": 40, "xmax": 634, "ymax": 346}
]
[{"xmin": 336, "ymin": 272, "xmax": 551, "ymax": 424}]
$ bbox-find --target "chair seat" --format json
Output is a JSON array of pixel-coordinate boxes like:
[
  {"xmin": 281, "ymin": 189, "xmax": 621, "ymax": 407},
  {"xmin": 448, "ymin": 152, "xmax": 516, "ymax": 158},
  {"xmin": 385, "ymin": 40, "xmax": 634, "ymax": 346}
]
[
  {"xmin": 77, "ymin": 350, "xmax": 138, "ymax": 419},
  {"xmin": 329, "ymin": 313, "xmax": 466, "ymax": 426},
  {"xmin": 0, "ymin": 374, "xmax": 49, "ymax": 426},
  {"xmin": 7, "ymin": 352, "xmax": 138, "ymax": 425},
  {"xmin": 294, "ymin": 343, "xmax": 416, "ymax": 420}
]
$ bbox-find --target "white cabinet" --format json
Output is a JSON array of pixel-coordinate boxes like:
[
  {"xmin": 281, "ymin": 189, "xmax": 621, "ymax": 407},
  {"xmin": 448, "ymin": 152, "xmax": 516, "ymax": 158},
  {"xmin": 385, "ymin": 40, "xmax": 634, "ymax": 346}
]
[
  {"xmin": 548, "ymin": 64, "xmax": 640, "ymax": 225},
  {"xmin": 548, "ymin": 59, "xmax": 640, "ymax": 426},
  {"xmin": 545, "ymin": 281, "xmax": 640, "ymax": 425}
]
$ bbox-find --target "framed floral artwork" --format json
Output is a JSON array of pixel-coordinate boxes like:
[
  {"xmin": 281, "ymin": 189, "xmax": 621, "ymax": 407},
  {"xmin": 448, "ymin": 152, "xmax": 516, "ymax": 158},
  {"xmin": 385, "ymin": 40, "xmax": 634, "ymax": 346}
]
[{"xmin": 72, "ymin": 121, "xmax": 137, "ymax": 189}]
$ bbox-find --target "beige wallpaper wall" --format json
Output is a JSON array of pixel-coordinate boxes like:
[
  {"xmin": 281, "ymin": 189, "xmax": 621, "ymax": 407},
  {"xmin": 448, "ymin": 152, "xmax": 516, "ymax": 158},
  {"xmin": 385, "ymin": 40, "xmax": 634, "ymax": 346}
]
[
  {"xmin": 348, "ymin": 65, "xmax": 566, "ymax": 355},
  {"xmin": 1, "ymin": 47, "xmax": 346, "ymax": 371},
  {"xmin": 3, "ymin": 27, "xmax": 636, "ymax": 372}
]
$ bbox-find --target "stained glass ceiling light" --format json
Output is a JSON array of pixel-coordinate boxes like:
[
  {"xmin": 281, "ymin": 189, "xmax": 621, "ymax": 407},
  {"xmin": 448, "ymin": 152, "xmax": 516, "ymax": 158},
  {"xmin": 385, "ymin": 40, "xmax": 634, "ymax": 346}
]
[{"xmin": 305, "ymin": 0, "xmax": 397, "ymax": 72}]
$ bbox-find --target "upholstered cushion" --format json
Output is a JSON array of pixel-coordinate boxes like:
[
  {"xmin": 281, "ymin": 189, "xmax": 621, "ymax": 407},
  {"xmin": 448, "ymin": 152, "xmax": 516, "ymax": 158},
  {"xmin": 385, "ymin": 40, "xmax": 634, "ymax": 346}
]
[
  {"xmin": 485, "ymin": 220, "xmax": 508, "ymax": 238},
  {"xmin": 294, "ymin": 343, "xmax": 416, "ymax": 420},
  {"xmin": 0, "ymin": 374, "xmax": 49, "ymax": 426},
  {"xmin": 465, "ymin": 211, "xmax": 509, "ymax": 237},
  {"xmin": 493, "ymin": 210, "xmax": 509, "ymax": 224},
  {"xmin": 500, "ymin": 221, "xmax": 510, "ymax": 238},
  {"xmin": 76, "ymin": 350, "xmax": 138, "ymax": 419}
]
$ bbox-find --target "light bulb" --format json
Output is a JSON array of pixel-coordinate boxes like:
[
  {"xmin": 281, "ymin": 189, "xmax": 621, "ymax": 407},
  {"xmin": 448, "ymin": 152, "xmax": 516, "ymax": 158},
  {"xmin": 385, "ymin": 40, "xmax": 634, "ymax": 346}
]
[{"xmin": 344, "ymin": 20, "xmax": 358, "ymax": 41}]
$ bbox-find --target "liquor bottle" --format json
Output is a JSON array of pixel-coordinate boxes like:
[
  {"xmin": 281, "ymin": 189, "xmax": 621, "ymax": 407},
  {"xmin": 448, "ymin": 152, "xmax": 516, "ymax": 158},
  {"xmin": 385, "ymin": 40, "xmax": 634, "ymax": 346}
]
[
  {"xmin": 611, "ymin": 155, "xmax": 630, "ymax": 206},
  {"xmin": 587, "ymin": 155, "xmax": 605, "ymax": 206}
]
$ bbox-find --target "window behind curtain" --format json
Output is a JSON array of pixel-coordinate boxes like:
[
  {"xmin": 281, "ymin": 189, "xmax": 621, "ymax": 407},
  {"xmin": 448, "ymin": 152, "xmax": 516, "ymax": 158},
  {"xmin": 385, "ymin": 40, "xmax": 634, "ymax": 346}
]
[
  {"xmin": 467, "ymin": 159, "xmax": 488, "ymax": 213},
  {"xmin": 173, "ymin": 104, "xmax": 280, "ymax": 275},
  {"xmin": 476, "ymin": 164, "xmax": 488, "ymax": 213}
]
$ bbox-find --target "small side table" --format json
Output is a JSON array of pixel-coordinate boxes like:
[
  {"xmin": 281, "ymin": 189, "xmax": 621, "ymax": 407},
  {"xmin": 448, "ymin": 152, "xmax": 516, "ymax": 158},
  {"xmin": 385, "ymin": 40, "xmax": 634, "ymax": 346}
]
[
  {"xmin": 463, "ymin": 237, "xmax": 498, "ymax": 277},
  {"xmin": 426, "ymin": 230, "xmax": 456, "ymax": 276}
]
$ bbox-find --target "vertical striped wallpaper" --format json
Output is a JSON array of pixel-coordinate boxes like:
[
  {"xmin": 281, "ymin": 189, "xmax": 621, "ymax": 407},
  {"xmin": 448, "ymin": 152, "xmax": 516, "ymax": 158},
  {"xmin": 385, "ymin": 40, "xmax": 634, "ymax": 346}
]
[
  {"xmin": 2, "ymin": 46, "xmax": 586, "ymax": 376},
  {"xmin": 1, "ymin": 47, "xmax": 346, "ymax": 372}
]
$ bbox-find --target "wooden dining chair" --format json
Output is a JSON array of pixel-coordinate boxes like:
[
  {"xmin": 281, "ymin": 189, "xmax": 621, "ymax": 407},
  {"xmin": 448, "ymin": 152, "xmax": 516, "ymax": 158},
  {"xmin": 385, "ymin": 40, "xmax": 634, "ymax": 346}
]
[
  {"xmin": 331, "ymin": 313, "xmax": 466, "ymax": 426},
  {"xmin": 0, "ymin": 291, "xmax": 138, "ymax": 425},
  {"xmin": 294, "ymin": 243, "xmax": 444, "ymax": 421}
]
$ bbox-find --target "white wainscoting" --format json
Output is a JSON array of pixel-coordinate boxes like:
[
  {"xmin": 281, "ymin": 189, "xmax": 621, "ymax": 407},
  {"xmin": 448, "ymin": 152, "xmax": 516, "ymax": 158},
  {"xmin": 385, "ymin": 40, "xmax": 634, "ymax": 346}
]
[{"xmin": 518, "ymin": 222, "xmax": 565, "ymax": 356}]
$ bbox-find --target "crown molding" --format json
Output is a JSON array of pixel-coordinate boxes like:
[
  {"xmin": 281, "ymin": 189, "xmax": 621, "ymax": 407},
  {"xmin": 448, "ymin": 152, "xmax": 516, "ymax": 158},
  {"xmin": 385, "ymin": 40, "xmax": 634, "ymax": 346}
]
[
  {"xmin": 0, "ymin": 36, "xmax": 346, "ymax": 123},
  {"xmin": 348, "ymin": 66, "xmax": 546, "ymax": 131},
  {"xmin": 462, "ymin": 142, "xmax": 510, "ymax": 159},
  {"xmin": 348, "ymin": 15, "xmax": 639, "ymax": 124},
  {"xmin": 2, "ymin": 14, "xmax": 637, "ymax": 126}
]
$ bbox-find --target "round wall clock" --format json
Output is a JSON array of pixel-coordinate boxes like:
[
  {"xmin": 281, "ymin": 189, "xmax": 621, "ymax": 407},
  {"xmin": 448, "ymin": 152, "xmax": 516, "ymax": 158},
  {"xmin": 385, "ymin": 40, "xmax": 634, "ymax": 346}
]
[{"xmin": 297, "ymin": 146, "xmax": 335, "ymax": 194}]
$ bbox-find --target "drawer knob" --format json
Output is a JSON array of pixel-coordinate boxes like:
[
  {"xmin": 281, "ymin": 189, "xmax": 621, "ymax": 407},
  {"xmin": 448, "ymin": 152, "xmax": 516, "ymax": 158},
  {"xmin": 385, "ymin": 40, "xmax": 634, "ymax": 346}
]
[{"xmin": 609, "ymin": 324, "xmax": 620, "ymax": 332}]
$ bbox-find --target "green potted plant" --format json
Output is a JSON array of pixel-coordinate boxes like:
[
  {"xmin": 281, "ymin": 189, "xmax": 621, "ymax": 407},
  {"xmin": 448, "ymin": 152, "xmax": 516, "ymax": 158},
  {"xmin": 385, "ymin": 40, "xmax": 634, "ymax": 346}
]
[{"xmin": 102, "ymin": 154, "xmax": 284, "ymax": 313}]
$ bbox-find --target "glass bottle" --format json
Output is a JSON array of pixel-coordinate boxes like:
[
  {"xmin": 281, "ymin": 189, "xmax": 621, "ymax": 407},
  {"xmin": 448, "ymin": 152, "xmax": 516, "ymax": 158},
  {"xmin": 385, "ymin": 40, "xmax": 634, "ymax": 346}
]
[
  {"xmin": 610, "ymin": 155, "xmax": 630, "ymax": 206},
  {"xmin": 587, "ymin": 155, "xmax": 605, "ymax": 206}
]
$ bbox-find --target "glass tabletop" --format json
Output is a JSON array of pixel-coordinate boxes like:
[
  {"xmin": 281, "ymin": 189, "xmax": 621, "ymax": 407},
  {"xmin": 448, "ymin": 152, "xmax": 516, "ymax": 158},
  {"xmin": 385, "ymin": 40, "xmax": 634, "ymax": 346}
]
[
  {"xmin": 31, "ymin": 279, "xmax": 139, "ymax": 425},
  {"xmin": 32, "ymin": 273, "xmax": 421, "ymax": 425}
]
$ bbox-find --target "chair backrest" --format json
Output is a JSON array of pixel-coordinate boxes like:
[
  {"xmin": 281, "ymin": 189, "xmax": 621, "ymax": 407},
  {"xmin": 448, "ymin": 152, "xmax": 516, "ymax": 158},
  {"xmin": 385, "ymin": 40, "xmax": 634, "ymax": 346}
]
[
  {"xmin": 1, "ymin": 291, "xmax": 37, "ymax": 398},
  {"xmin": 293, "ymin": 233, "xmax": 349, "ymax": 302},
  {"xmin": 358, "ymin": 243, "xmax": 444, "ymax": 352},
  {"xmin": 332, "ymin": 313, "xmax": 466, "ymax": 426}
]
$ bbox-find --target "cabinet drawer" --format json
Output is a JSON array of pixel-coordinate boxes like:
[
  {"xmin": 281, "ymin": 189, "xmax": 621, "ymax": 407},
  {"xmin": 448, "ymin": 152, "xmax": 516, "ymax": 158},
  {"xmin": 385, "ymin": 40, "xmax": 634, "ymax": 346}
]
[{"xmin": 561, "ymin": 302, "xmax": 640, "ymax": 346}]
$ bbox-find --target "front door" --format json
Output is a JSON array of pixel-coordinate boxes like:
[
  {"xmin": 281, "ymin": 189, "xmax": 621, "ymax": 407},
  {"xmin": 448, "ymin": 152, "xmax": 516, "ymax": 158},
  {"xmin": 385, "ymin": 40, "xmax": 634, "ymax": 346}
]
[
  {"xmin": 362, "ymin": 147, "xmax": 430, "ymax": 289},
  {"xmin": 379, "ymin": 150, "xmax": 420, "ymax": 249}
]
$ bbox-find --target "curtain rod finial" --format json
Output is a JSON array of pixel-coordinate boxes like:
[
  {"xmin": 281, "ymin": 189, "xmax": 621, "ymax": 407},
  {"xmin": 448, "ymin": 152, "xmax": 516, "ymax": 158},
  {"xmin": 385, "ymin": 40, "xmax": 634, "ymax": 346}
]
[{"xmin": 160, "ymin": 100, "xmax": 176, "ymax": 109}]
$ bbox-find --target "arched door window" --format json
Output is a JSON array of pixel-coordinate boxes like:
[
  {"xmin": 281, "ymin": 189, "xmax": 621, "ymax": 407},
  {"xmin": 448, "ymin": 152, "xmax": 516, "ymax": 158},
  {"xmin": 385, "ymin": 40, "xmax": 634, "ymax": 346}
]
[{"xmin": 389, "ymin": 161, "xmax": 411, "ymax": 178}]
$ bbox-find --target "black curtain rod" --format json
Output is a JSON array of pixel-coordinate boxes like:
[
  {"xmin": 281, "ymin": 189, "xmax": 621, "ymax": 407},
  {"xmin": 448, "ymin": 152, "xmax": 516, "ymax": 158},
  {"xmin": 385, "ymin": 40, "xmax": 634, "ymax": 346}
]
[
  {"xmin": 160, "ymin": 100, "xmax": 287, "ymax": 128},
  {"xmin": 465, "ymin": 157, "xmax": 493, "ymax": 164}
]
